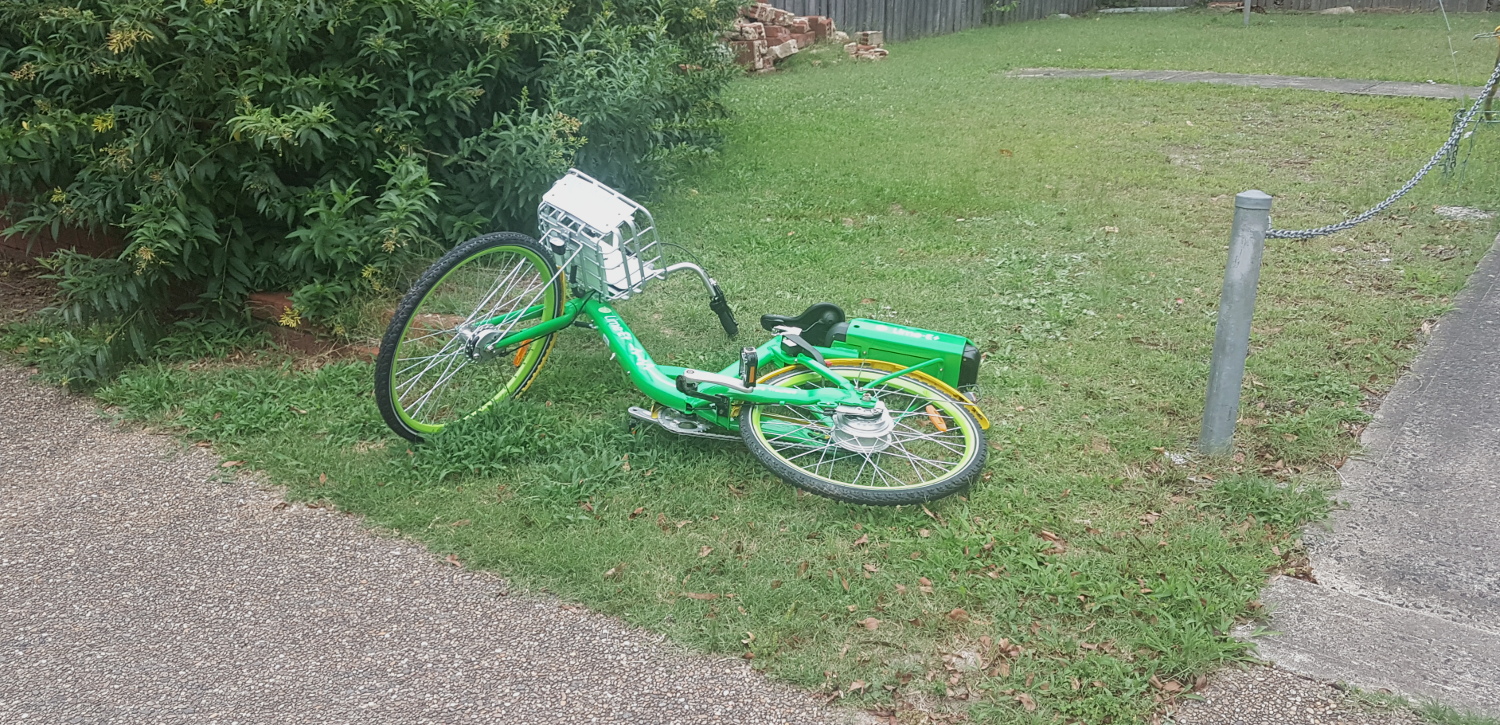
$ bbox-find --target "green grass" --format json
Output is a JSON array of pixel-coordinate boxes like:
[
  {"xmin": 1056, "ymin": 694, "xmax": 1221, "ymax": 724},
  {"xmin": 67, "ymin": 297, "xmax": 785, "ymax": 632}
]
[
  {"xmin": 12, "ymin": 12, "xmax": 1500, "ymax": 724},
  {"xmin": 940, "ymin": 9, "xmax": 1500, "ymax": 85}
]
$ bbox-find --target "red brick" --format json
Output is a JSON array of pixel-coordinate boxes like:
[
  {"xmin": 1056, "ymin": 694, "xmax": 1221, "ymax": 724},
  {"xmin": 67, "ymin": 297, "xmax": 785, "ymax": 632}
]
[
  {"xmin": 792, "ymin": 32, "xmax": 815, "ymax": 48},
  {"xmin": 733, "ymin": 20, "xmax": 765, "ymax": 40},
  {"xmin": 748, "ymin": 3, "xmax": 778, "ymax": 22},
  {"xmin": 0, "ymin": 197, "xmax": 125, "ymax": 262},
  {"xmin": 764, "ymin": 24, "xmax": 790, "ymax": 44},
  {"xmin": 768, "ymin": 40, "xmax": 798, "ymax": 60},
  {"xmin": 729, "ymin": 39, "xmax": 766, "ymax": 66},
  {"xmin": 790, "ymin": 17, "xmax": 810, "ymax": 34}
]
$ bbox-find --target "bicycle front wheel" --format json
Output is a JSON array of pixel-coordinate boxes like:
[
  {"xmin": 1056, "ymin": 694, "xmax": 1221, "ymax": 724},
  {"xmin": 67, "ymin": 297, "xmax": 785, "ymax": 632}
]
[
  {"xmin": 740, "ymin": 362, "xmax": 986, "ymax": 506},
  {"xmin": 375, "ymin": 232, "xmax": 565, "ymax": 442}
]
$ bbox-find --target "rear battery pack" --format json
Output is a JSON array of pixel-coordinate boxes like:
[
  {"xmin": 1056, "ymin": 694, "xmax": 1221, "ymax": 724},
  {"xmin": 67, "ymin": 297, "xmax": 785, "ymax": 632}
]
[{"xmin": 829, "ymin": 319, "xmax": 980, "ymax": 393}]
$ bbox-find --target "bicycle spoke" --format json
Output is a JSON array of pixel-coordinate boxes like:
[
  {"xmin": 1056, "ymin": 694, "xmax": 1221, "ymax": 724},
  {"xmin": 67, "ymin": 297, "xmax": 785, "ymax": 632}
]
[
  {"xmin": 461, "ymin": 258, "xmax": 530, "ymax": 326},
  {"xmin": 395, "ymin": 338, "xmax": 467, "ymax": 399},
  {"xmin": 395, "ymin": 346, "xmax": 465, "ymax": 378},
  {"xmin": 408, "ymin": 353, "xmax": 471, "ymax": 416}
]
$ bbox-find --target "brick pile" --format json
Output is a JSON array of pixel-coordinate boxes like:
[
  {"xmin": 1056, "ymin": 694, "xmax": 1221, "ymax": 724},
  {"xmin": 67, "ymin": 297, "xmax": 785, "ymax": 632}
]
[
  {"xmin": 845, "ymin": 31, "xmax": 889, "ymax": 61},
  {"xmin": 726, "ymin": 3, "xmax": 848, "ymax": 72}
]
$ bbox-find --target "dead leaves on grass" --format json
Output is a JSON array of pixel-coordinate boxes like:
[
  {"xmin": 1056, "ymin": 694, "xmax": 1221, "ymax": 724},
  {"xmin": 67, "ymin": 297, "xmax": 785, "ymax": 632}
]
[{"xmin": 1037, "ymin": 529, "xmax": 1068, "ymax": 556}]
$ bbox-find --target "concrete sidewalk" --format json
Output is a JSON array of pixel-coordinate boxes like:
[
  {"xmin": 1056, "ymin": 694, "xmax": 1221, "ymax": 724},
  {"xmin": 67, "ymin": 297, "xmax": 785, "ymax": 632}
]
[
  {"xmin": 1006, "ymin": 68, "xmax": 1485, "ymax": 100},
  {"xmin": 1246, "ymin": 235, "xmax": 1500, "ymax": 716},
  {"xmin": 0, "ymin": 366, "xmax": 854, "ymax": 725}
]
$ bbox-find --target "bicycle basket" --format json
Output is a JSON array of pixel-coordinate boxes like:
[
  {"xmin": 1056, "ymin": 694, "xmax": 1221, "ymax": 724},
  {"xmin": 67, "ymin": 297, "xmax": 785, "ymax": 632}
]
[{"xmin": 537, "ymin": 169, "xmax": 662, "ymax": 300}]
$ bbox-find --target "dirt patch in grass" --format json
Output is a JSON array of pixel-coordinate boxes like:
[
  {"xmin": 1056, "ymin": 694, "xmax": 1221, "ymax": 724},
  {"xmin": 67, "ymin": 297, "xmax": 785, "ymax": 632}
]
[{"xmin": 0, "ymin": 262, "xmax": 54, "ymax": 324}]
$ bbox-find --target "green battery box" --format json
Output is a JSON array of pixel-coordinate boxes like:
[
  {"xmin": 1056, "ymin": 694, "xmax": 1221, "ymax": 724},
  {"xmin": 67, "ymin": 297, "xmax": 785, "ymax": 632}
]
[
  {"xmin": 829, "ymin": 318, "xmax": 980, "ymax": 394},
  {"xmin": 758, "ymin": 302, "xmax": 980, "ymax": 394}
]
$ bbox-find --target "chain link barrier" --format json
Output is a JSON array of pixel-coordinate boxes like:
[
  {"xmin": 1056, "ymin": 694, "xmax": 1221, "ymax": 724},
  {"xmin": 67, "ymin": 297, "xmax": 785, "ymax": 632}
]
[{"xmin": 1267, "ymin": 60, "xmax": 1500, "ymax": 240}]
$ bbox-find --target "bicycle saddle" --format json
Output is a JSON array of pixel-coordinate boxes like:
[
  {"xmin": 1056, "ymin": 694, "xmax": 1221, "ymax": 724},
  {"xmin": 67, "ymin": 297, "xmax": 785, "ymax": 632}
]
[{"xmin": 760, "ymin": 302, "xmax": 846, "ymax": 347}]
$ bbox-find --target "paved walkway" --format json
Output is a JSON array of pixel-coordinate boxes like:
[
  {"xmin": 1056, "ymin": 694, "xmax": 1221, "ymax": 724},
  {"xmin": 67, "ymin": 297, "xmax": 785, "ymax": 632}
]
[
  {"xmin": 1248, "ymin": 235, "xmax": 1500, "ymax": 716},
  {"xmin": 0, "ymin": 366, "xmax": 853, "ymax": 725},
  {"xmin": 1007, "ymin": 68, "xmax": 1485, "ymax": 100},
  {"xmin": 1171, "ymin": 666, "xmax": 1422, "ymax": 725}
]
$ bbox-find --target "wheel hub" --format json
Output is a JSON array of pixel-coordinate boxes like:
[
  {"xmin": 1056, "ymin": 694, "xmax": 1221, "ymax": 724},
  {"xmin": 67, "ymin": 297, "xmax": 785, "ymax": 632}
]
[
  {"xmin": 830, "ymin": 401, "xmax": 895, "ymax": 453},
  {"xmin": 457, "ymin": 325, "xmax": 506, "ymax": 362}
]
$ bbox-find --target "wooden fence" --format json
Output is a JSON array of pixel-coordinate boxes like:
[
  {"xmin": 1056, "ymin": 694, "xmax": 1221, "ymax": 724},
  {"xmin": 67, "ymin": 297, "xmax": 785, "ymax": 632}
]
[
  {"xmin": 774, "ymin": 0, "xmax": 1494, "ymax": 43},
  {"xmin": 1275, "ymin": 0, "xmax": 1490, "ymax": 10},
  {"xmin": 775, "ymin": 0, "xmax": 1103, "ymax": 43}
]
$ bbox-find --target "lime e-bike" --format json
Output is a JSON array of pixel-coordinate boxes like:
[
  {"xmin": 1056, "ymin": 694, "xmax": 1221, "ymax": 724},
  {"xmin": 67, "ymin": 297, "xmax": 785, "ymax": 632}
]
[{"xmin": 375, "ymin": 170, "xmax": 990, "ymax": 505}]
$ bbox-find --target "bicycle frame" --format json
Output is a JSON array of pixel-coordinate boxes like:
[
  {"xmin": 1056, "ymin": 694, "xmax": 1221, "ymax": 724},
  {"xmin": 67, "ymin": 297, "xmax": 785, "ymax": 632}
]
[{"xmin": 475, "ymin": 295, "xmax": 891, "ymax": 432}]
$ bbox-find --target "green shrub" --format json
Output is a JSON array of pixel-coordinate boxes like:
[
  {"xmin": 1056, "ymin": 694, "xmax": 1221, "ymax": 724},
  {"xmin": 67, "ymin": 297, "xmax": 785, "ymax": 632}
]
[{"xmin": 0, "ymin": 0, "xmax": 739, "ymax": 361}]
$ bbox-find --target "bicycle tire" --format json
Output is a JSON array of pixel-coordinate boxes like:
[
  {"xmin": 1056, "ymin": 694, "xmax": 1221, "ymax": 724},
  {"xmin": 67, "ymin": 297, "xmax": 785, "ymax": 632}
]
[
  {"xmin": 739, "ymin": 362, "xmax": 987, "ymax": 505},
  {"xmin": 375, "ymin": 232, "xmax": 565, "ymax": 442}
]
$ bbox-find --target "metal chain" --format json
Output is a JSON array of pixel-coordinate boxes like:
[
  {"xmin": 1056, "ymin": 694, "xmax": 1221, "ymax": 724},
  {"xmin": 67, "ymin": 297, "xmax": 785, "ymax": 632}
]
[{"xmin": 1267, "ymin": 60, "xmax": 1500, "ymax": 239}]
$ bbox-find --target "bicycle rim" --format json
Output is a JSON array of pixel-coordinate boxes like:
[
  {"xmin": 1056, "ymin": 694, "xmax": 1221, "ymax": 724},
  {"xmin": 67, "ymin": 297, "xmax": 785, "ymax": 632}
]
[
  {"xmin": 385, "ymin": 240, "xmax": 562, "ymax": 436},
  {"xmin": 746, "ymin": 366, "xmax": 981, "ymax": 492}
]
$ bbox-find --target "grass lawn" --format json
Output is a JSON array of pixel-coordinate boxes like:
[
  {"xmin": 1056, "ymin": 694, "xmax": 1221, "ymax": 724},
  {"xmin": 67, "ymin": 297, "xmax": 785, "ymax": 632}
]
[{"xmin": 10, "ymin": 10, "xmax": 1500, "ymax": 724}]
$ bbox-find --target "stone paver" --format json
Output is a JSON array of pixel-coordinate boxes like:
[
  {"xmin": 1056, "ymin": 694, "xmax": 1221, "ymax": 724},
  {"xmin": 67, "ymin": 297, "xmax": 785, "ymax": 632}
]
[
  {"xmin": 1250, "ymin": 577, "xmax": 1500, "ymax": 714},
  {"xmin": 1006, "ymin": 68, "xmax": 1484, "ymax": 100},
  {"xmin": 0, "ymin": 365, "xmax": 857, "ymax": 725}
]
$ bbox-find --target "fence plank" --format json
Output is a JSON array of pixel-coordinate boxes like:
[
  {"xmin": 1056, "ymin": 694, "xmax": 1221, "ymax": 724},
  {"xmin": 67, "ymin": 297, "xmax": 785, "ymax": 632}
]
[{"xmin": 758, "ymin": 0, "xmax": 1498, "ymax": 47}]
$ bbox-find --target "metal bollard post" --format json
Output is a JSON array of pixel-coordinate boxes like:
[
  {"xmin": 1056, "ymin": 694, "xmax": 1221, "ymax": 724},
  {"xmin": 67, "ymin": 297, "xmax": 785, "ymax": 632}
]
[
  {"xmin": 1243, "ymin": 0, "xmax": 1251, "ymax": 26},
  {"xmin": 1200, "ymin": 190, "xmax": 1272, "ymax": 456}
]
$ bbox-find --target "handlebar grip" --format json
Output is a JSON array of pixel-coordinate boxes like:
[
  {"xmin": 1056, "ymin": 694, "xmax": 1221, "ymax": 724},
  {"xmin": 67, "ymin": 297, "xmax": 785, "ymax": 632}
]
[{"xmin": 708, "ymin": 283, "xmax": 738, "ymax": 339}]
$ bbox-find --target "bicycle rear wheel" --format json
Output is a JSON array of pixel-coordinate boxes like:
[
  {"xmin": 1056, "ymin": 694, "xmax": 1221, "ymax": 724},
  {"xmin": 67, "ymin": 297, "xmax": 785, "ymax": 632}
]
[
  {"xmin": 739, "ymin": 362, "xmax": 986, "ymax": 505},
  {"xmin": 375, "ymin": 232, "xmax": 565, "ymax": 442}
]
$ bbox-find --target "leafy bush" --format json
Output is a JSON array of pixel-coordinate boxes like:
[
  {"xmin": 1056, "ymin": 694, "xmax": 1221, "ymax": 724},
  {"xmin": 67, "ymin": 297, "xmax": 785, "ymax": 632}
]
[{"xmin": 0, "ymin": 0, "xmax": 739, "ymax": 349}]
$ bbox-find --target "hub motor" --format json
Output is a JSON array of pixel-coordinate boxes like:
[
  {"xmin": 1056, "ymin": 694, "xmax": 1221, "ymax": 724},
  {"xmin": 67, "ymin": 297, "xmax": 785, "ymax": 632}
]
[{"xmin": 830, "ymin": 401, "xmax": 895, "ymax": 453}]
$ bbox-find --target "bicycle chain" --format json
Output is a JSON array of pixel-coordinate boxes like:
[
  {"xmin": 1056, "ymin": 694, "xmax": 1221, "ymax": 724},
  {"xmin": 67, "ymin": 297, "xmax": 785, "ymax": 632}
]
[{"xmin": 1266, "ymin": 60, "xmax": 1500, "ymax": 240}]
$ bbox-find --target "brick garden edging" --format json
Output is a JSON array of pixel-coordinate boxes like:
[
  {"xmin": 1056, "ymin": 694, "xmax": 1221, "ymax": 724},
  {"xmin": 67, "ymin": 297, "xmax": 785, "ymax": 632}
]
[{"xmin": 247, "ymin": 291, "xmax": 377, "ymax": 361}]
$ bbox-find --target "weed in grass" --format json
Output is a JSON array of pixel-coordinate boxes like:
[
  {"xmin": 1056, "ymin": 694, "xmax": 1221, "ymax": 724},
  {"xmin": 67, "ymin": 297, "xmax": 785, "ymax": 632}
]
[
  {"xmin": 1346, "ymin": 687, "xmax": 1500, "ymax": 725},
  {"xmin": 1416, "ymin": 701, "xmax": 1500, "ymax": 725},
  {"xmin": 28, "ymin": 12, "xmax": 1500, "ymax": 724},
  {"xmin": 1204, "ymin": 474, "xmax": 1331, "ymax": 531}
]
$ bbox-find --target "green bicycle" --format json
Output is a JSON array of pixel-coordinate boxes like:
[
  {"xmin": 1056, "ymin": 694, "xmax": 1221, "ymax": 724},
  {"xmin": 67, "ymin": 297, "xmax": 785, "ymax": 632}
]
[{"xmin": 375, "ymin": 170, "xmax": 990, "ymax": 505}]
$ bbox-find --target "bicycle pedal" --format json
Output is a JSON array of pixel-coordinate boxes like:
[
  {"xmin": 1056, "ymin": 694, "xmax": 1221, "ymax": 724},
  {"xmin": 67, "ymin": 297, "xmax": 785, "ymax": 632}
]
[{"xmin": 626, "ymin": 406, "xmax": 739, "ymax": 441}]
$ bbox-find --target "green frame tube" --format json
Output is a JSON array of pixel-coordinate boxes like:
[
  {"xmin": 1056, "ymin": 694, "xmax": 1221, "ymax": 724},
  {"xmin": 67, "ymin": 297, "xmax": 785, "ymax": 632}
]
[
  {"xmin": 859, "ymin": 357, "xmax": 942, "ymax": 389},
  {"xmin": 478, "ymin": 296, "xmax": 874, "ymax": 431}
]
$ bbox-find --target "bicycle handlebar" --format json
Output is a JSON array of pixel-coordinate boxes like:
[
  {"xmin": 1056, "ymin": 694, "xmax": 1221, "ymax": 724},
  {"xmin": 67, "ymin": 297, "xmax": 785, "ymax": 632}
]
[{"xmin": 708, "ymin": 283, "xmax": 738, "ymax": 339}]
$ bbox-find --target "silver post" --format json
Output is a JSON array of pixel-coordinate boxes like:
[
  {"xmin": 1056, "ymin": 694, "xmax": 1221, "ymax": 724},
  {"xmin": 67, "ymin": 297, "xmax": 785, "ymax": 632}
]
[
  {"xmin": 1200, "ymin": 190, "xmax": 1272, "ymax": 456},
  {"xmin": 1243, "ymin": 0, "xmax": 1251, "ymax": 25}
]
